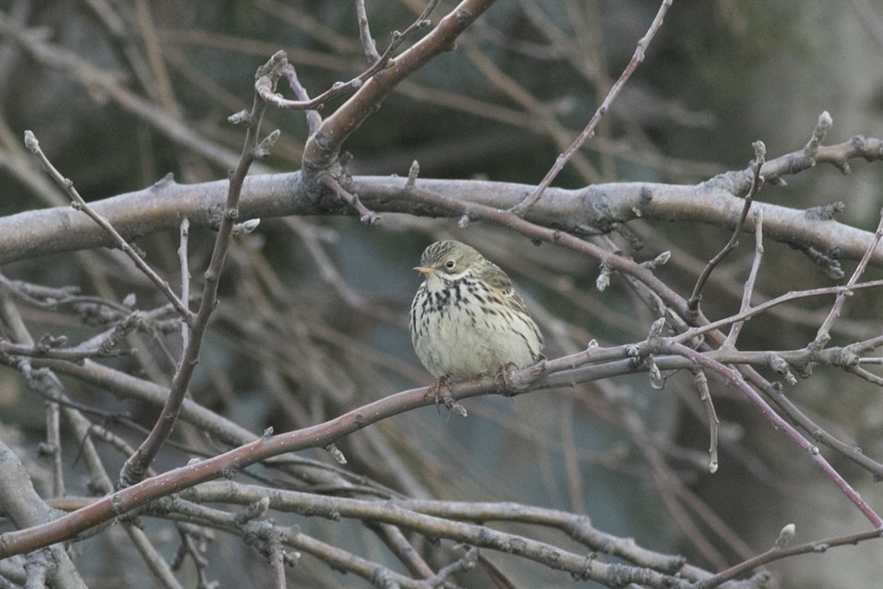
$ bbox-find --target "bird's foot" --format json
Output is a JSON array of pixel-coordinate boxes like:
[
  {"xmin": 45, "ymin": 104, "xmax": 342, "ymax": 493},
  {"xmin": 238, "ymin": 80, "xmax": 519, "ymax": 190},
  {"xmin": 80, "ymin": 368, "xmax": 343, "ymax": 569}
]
[
  {"xmin": 495, "ymin": 358, "xmax": 545, "ymax": 396},
  {"xmin": 493, "ymin": 363, "xmax": 520, "ymax": 397},
  {"xmin": 426, "ymin": 377, "xmax": 467, "ymax": 418}
]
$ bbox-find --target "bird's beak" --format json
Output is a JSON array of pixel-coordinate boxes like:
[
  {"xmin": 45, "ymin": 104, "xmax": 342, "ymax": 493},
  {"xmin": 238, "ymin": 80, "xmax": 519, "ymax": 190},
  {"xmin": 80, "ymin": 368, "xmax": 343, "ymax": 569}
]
[{"xmin": 415, "ymin": 266, "xmax": 435, "ymax": 275}]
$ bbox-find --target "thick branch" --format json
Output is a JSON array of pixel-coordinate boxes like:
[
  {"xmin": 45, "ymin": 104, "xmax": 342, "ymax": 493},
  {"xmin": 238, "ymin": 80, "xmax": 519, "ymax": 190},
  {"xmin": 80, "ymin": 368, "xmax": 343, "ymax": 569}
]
[
  {"xmin": 302, "ymin": 0, "xmax": 497, "ymax": 171},
  {"xmin": 4, "ymin": 328, "xmax": 883, "ymax": 557},
  {"xmin": 0, "ymin": 438, "xmax": 86, "ymax": 589},
  {"xmin": 3, "ymin": 161, "xmax": 883, "ymax": 268}
]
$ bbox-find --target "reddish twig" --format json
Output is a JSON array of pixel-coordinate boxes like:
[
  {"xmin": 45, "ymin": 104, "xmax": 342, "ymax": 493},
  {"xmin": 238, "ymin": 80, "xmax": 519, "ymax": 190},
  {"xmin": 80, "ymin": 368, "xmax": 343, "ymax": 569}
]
[
  {"xmin": 663, "ymin": 341, "xmax": 883, "ymax": 529},
  {"xmin": 694, "ymin": 526, "xmax": 883, "ymax": 589},
  {"xmin": 303, "ymin": 0, "xmax": 497, "ymax": 169}
]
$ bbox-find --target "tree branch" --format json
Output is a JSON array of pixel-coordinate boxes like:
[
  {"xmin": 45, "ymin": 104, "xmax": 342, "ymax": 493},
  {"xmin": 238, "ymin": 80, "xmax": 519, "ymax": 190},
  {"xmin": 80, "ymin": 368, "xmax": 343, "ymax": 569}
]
[{"xmin": 2, "ymin": 130, "xmax": 882, "ymax": 268}]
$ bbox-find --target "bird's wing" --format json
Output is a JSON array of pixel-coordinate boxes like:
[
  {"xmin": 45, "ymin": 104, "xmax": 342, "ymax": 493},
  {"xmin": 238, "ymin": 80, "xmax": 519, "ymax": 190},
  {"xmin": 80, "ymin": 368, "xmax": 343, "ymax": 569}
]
[{"xmin": 481, "ymin": 264, "xmax": 533, "ymax": 316}]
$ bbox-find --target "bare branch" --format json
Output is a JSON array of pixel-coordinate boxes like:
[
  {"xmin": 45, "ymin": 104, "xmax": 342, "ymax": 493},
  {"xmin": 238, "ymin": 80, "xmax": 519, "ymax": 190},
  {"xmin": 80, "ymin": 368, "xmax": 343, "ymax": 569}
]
[
  {"xmin": 695, "ymin": 526, "xmax": 883, "ymax": 589},
  {"xmin": 302, "ymin": 0, "xmax": 496, "ymax": 170},
  {"xmin": 510, "ymin": 0, "xmax": 673, "ymax": 215},
  {"xmin": 724, "ymin": 207, "xmax": 765, "ymax": 347},
  {"xmin": 693, "ymin": 370, "xmax": 719, "ymax": 473},
  {"xmin": 812, "ymin": 206, "xmax": 883, "ymax": 348},
  {"xmin": 663, "ymin": 342, "xmax": 882, "ymax": 529},
  {"xmin": 688, "ymin": 141, "xmax": 766, "ymax": 317},
  {"xmin": 321, "ymin": 175, "xmax": 382, "ymax": 226},
  {"xmin": 119, "ymin": 52, "xmax": 278, "ymax": 488},
  {"xmin": 355, "ymin": 0, "xmax": 381, "ymax": 63},
  {"xmin": 23, "ymin": 131, "xmax": 193, "ymax": 324}
]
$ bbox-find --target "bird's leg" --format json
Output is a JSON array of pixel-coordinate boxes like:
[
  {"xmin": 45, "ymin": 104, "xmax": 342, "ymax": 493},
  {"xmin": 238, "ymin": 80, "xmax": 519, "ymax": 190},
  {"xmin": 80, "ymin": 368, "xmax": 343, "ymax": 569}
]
[
  {"xmin": 493, "ymin": 363, "xmax": 519, "ymax": 397},
  {"xmin": 425, "ymin": 376, "xmax": 448, "ymax": 412},
  {"xmin": 426, "ymin": 377, "xmax": 467, "ymax": 417},
  {"xmin": 494, "ymin": 358, "xmax": 546, "ymax": 397}
]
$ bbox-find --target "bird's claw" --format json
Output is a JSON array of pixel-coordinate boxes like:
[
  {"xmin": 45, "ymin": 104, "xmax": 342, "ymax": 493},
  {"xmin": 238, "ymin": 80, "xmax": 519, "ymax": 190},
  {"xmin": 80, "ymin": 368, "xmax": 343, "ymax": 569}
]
[
  {"xmin": 426, "ymin": 377, "xmax": 467, "ymax": 418},
  {"xmin": 494, "ymin": 363, "xmax": 519, "ymax": 396}
]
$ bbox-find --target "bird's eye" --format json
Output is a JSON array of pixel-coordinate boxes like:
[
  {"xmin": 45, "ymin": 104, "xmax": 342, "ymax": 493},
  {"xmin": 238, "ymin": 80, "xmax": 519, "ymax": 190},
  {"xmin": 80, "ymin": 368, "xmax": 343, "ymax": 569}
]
[{"xmin": 445, "ymin": 260, "xmax": 455, "ymax": 269}]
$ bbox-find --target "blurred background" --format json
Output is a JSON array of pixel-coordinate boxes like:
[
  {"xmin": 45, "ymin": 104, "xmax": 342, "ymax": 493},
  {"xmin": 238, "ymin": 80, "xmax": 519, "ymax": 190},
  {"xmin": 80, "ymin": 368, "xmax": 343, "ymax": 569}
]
[{"xmin": 1, "ymin": 1, "xmax": 883, "ymax": 587}]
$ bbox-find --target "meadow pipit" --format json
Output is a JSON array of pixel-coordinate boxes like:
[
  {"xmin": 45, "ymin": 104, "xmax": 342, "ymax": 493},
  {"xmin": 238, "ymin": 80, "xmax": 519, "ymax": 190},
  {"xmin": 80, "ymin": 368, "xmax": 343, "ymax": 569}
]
[{"xmin": 409, "ymin": 240, "xmax": 544, "ymax": 381}]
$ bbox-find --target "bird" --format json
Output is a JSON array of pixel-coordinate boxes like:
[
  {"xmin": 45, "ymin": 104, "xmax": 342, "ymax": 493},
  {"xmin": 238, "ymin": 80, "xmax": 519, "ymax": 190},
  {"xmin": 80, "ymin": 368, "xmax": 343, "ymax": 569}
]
[{"xmin": 409, "ymin": 240, "xmax": 544, "ymax": 382}]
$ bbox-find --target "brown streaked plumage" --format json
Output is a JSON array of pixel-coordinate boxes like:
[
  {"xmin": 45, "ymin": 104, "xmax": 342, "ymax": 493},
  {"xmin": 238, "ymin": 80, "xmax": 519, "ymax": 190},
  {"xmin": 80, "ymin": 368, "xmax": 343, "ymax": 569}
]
[{"xmin": 409, "ymin": 240, "xmax": 544, "ymax": 381}]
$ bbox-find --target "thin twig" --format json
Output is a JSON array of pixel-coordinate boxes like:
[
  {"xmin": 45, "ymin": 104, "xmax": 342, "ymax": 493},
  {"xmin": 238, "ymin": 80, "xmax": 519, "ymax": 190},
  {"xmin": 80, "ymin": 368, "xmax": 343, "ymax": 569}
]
[
  {"xmin": 745, "ymin": 365, "xmax": 883, "ymax": 481},
  {"xmin": 23, "ymin": 130, "xmax": 193, "ymax": 325},
  {"xmin": 280, "ymin": 64, "xmax": 322, "ymax": 134},
  {"xmin": 510, "ymin": 0, "xmax": 673, "ymax": 215},
  {"xmin": 259, "ymin": 0, "xmax": 440, "ymax": 114},
  {"xmin": 359, "ymin": 0, "xmax": 442, "ymax": 78},
  {"xmin": 694, "ymin": 527, "xmax": 883, "ymax": 589},
  {"xmin": 302, "ymin": 0, "xmax": 491, "ymax": 167},
  {"xmin": 693, "ymin": 369, "xmax": 719, "ymax": 473},
  {"xmin": 688, "ymin": 141, "xmax": 766, "ymax": 316},
  {"xmin": 321, "ymin": 175, "xmax": 382, "ymax": 226},
  {"xmin": 118, "ymin": 53, "xmax": 282, "ymax": 488},
  {"xmin": 355, "ymin": 0, "xmax": 381, "ymax": 62},
  {"xmin": 178, "ymin": 217, "xmax": 191, "ymax": 352},
  {"xmin": 812, "ymin": 206, "xmax": 883, "ymax": 348},
  {"xmin": 665, "ymin": 342, "xmax": 883, "ymax": 529},
  {"xmin": 674, "ymin": 278, "xmax": 883, "ymax": 345},
  {"xmin": 724, "ymin": 207, "xmax": 764, "ymax": 347}
]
